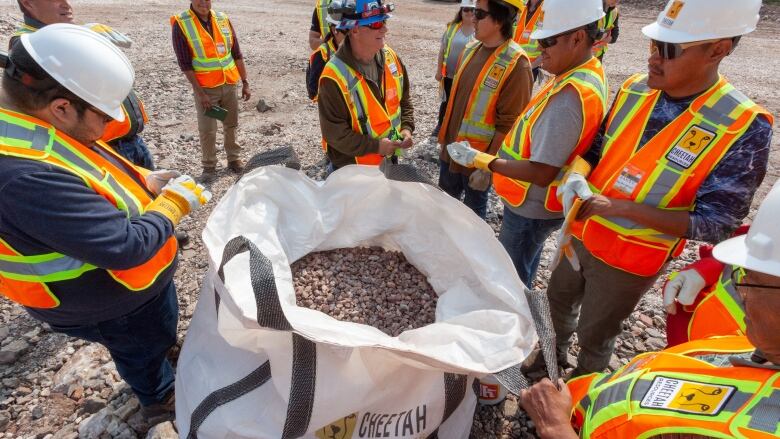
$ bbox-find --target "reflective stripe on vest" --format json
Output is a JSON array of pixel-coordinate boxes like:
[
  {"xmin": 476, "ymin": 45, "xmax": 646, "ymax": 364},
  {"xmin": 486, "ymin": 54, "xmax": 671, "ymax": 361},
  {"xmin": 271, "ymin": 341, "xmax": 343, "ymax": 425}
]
[
  {"xmin": 0, "ymin": 108, "xmax": 177, "ymax": 309},
  {"xmin": 593, "ymin": 7, "xmax": 619, "ymax": 58},
  {"xmin": 438, "ymin": 40, "xmax": 527, "ymax": 151},
  {"xmin": 309, "ymin": 39, "xmax": 337, "ymax": 103},
  {"xmin": 13, "ymin": 24, "xmax": 36, "ymax": 37},
  {"xmin": 315, "ymin": 0, "xmax": 332, "ymax": 40},
  {"xmin": 494, "ymin": 57, "xmax": 607, "ymax": 212},
  {"xmin": 319, "ymin": 46, "xmax": 404, "ymax": 166},
  {"xmin": 171, "ymin": 10, "xmax": 240, "ymax": 88},
  {"xmin": 512, "ymin": 5, "xmax": 543, "ymax": 62},
  {"xmin": 570, "ymin": 336, "xmax": 780, "ymax": 439},
  {"xmin": 440, "ymin": 22, "xmax": 463, "ymax": 77},
  {"xmin": 688, "ymin": 265, "xmax": 747, "ymax": 341},
  {"xmin": 572, "ymin": 74, "xmax": 774, "ymax": 277},
  {"xmin": 101, "ymin": 90, "xmax": 149, "ymax": 144}
]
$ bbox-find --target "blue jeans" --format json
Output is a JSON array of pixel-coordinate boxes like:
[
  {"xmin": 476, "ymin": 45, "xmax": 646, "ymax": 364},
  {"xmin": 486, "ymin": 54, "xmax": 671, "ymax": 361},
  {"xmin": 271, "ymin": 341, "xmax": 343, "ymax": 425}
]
[
  {"xmin": 112, "ymin": 135, "xmax": 155, "ymax": 170},
  {"xmin": 438, "ymin": 160, "xmax": 489, "ymax": 219},
  {"xmin": 498, "ymin": 206, "xmax": 564, "ymax": 286},
  {"xmin": 49, "ymin": 282, "xmax": 178, "ymax": 406}
]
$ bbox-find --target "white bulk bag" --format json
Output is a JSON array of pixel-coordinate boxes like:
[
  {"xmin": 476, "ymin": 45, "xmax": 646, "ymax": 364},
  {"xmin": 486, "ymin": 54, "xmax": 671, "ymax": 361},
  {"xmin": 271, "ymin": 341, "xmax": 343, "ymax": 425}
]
[{"xmin": 176, "ymin": 165, "xmax": 537, "ymax": 438}]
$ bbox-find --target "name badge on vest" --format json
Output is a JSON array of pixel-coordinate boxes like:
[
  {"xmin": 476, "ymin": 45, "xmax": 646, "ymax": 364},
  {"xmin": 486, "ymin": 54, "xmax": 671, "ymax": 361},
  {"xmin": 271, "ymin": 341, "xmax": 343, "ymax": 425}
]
[
  {"xmin": 613, "ymin": 163, "xmax": 644, "ymax": 196},
  {"xmin": 216, "ymin": 43, "xmax": 226, "ymax": 55},
  {"xmin": 484, "ymin": 65, "xmax": 506, "ymax": 90},
  {"xmin": 639, "ymin": 376, "xmax": 735, "ymax": 416},
  {"xmin": 666, "ymin": 125, "xmax": 717, "ymax": 169},
  {"xmin": 389, "ymin": 62, "xmax": 399, "ymax": 76}
]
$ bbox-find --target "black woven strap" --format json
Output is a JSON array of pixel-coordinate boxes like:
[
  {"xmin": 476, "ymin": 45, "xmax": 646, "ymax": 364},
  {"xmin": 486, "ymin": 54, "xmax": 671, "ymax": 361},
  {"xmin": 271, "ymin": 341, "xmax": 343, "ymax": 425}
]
[{"xmin": 281, "ymin": 334, "xmax": 318, "ymax": 438}]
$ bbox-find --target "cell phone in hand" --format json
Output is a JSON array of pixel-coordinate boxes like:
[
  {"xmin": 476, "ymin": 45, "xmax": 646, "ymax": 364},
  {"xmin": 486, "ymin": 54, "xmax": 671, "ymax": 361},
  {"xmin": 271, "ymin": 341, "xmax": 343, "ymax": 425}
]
[{"xmin": 203, "ymin": 105, "xmax": 228, "ymax": 121}]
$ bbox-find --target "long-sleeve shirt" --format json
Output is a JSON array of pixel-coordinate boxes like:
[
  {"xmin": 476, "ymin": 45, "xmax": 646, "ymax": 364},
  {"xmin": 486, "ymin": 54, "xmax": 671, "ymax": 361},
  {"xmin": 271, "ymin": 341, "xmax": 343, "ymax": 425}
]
[
  {"xmin": 317, "ymin": 38, "xmax": 415, "ymax": 169},
  {"xmin": 584, "ymin": 91, "xmax": 773, "ymax": 243},
  {"xmin": 0, "ymin": 148, "xmax": 177, "ymax": 326},
  {"xmin": 171, "ymin": 7, "xmax": 243, "ymax": 72}
]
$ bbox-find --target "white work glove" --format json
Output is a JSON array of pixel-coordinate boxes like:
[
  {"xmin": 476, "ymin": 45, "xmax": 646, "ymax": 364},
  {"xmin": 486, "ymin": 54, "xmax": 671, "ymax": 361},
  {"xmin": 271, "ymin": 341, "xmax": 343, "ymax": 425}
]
[
  {"xmin": 446, "ymin": 141, "xmax": 496, "ymax": 171},
  {"xmin": 559, "ymin": 173, "xmax": 593, "ymax": 216},
  {"xmin": 163, "ymin": 176, "xmax": 212, "ymax": 213},
  {"xmin": 145, "ymin": 170, "xmax": 182, "ymax": 196},
  {"xmin": 468, "ymin": 169, "xmax": 492, "ymax": 191},
  {"xmin": 663, "ymin": 269, "xmax": 707, "ymax": 315},
  {"xmin": 85, "ymin": 23, "xmax": 133, "ymax": 48}
]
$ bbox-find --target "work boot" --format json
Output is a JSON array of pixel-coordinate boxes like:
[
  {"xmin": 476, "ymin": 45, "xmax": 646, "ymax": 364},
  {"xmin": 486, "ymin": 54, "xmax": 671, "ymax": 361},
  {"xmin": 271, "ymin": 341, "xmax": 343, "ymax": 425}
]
[
  {"xmin": 227, "ymin": 159, "xmax": 244, "ymax": 174},
  {"xmin": 197, "ymin": 167, "xmax": 217, "ymax": 184},
  {"xmin": 141, "ymin": 391, "xmax": 175, "ymax": 426}
]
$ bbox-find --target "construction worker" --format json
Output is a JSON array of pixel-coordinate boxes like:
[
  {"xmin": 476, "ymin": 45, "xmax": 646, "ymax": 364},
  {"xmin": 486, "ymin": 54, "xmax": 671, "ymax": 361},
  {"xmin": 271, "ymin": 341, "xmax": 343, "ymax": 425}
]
[
  {"xmin": 519, "ymin": 179, "xmax": 780, "ymax": 439},
  {"xmin": 546, "ymin": 0, "xmax": 773, "ymax": 377},
  {"xmin": 512, "ymin": 0, "xmax": 543, "ymax": 79},
  {"xmin": 309, "ymin": 0, "xmax": 332, "ymax": 51},
  {"xmin": 437, "ymin": 0, "xmax": 532, "ymax": 219},
  {"xmin": 10, "ymin": 0, "xmax": 154, "ymax": 170},
  {"xmin": 663, "ymin": 225, "xmax": 751, "ymax": 346},
  {"xmin": 592, "ymin": 0, "xmax": 619, "ymax": 61},
  {"xmin": 306, "ymin": 1, "xmax": 346, "ymax": 101},
  {"xmin": 448, "ymin": 0, "xmax": 608, "ymax": 284},
  {"xmin": 0, "ymin": 24, "xmax": 209, "ymax": 424},
  {"xmin": 317, "ymin": 0, "xmax": 415, "ymax": 171},
  {"xmin": 171, "ymin": 0, "xmax": 252, "ymax": 183},
  {"xmin": 431, "ymin": 0, "xmax": 476, "ymax": 139}
]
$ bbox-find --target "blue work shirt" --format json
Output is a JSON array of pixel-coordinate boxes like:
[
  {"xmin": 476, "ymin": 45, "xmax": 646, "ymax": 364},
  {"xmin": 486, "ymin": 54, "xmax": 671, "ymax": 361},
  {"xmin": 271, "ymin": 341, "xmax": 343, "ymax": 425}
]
[{"xmin": 0, "ymin": 151, "xmax": 177, "ymax": 326}]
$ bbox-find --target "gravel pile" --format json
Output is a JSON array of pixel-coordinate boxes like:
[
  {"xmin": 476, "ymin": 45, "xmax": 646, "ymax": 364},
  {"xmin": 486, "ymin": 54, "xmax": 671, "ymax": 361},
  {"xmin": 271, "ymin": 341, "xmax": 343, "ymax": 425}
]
[{"xmin": 292, "ymin": 247, "xmax": 437, "ymax": 337}]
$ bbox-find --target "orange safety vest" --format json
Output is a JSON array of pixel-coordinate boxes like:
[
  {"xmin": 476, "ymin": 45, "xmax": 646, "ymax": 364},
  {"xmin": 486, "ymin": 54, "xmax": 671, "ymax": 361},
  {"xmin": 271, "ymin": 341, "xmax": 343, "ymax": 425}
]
[
  {"xmin": 493, "ymin": 57, "xmax": 607, "ymax": 212},
  {"xmin": 438, "ymin": 39, "xmax": 527, "ymax": 152},
  {"xmin": 686, "ymin": 265, "xmax": 746, "ymax": 342},
  {"xmin": 315, "ymin": 0, "xmax": 332, "ymax": 40},
  {"xmin": 319, "ymin": 46, "xmax": 405, "ymax": 166},
  {"xmin": 568, "ymin": 336, "xmax": 779, "ymax": 439},
  {"xmin": 440, "ymin": 22, "xmax": 463, "ymax": 78},
  {"xmin": 0, "ymin": 107, "xmax": 177, "ymax": 309},
  {"xmin": 100, "ymin": 90, "xmax": 150, "ymax": 144},
  {"xmin": 170, "ymin": 9, "xmax": 240, "ymax": 89},
  {"xmin": 571, "ymin": 74, "xmax": 773, "ymax": 277},
  {"xmin": 512, "ymin": 3, "xmax": 543, "ymax": 63}
]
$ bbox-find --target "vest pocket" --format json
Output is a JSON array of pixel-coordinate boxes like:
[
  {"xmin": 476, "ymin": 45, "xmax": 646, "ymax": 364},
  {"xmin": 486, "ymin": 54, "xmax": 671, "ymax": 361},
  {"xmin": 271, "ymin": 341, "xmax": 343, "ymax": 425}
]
[{"xmin": 583, "ymin": 220, "xmax": 670, "ymax": 277}]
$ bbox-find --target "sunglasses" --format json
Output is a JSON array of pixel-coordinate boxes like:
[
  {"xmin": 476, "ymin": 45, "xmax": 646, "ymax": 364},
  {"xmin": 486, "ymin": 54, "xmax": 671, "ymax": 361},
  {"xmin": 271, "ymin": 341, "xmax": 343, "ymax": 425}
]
[
  {"xmin": 461, "ymin": 7, "xmax": 475, "ymax": 13},
  {"xmin": 363, "ymin": 19, "xmax": 387, "ymax": 30},
  {"xmin": 650, "ymin": 39, "xmax": 719, "ymax": 60},
  {"xmin": 731, "ymin": 269, "xmax": 780, "ymax": 291},
  {"xmin": 474, "ymin": 8, "xmax": 491, "ymax": 20},
  {"xmin": 537, "ymin": 28, "xmax": 580, "ymax": 49}
]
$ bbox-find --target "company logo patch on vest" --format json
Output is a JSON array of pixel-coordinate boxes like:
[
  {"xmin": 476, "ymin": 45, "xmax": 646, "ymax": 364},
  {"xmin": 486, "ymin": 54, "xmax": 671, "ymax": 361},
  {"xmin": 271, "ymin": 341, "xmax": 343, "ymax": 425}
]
[
  {"xmin": 640, "ymin": 376, "xmax": 735, "ymax": 416},
  {"xmin": 666, "ymin": 125, "xmax": 717, "ymax": 169},
  {"xmin": 483, "ymin": 65, "xmax": 507, "ymax": 90}
]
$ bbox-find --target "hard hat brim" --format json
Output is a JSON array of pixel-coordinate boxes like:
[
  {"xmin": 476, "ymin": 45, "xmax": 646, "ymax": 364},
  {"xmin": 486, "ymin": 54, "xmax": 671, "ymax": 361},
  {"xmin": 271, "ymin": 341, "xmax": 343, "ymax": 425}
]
[
  {"xmin": 641, "ymin": 22, "xmax": 751, "ymax": 44},
  {"xmin": 713, "ymin": 235, "xmax": 780, "ymax": 278},
  {"xmin": 531, "ymin": 11, "xmax": 606, "ymax": 41}
]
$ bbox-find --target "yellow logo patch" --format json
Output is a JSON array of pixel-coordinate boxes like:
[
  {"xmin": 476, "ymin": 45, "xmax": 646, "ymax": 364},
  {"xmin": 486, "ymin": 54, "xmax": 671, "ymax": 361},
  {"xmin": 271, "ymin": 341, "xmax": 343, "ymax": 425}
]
[
  {"xmin": 315, "ymin": 413, "xmax": 358, "ymax": 439},
  {"xmin": 640, "ymin": 376, "xmax": 735, "ymax": 416},
  {"xmin": 661, "ymin": 0, "xmax": 685, "ymax": 26},
  {"xmin": 666, "ymin": 125, "xmax": 717, "ymax": 168},
  {"xmin": 483, "ymin": 65, "xmax": 506, "ymax": 90}
]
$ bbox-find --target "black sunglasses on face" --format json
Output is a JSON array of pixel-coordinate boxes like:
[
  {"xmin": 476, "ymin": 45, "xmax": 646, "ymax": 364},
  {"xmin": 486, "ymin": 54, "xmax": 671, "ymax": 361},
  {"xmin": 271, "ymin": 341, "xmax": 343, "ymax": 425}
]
[
  {"xmin": 461, "ymin": 7, "xmax": 475, "ymax": 13},
  {"xmin": 474, "ymin": 8, "xmax": 491, "ymax": 20},
  {"xmin": 537, "ymin": 27, "xmax": 579, "ymax": 49}
]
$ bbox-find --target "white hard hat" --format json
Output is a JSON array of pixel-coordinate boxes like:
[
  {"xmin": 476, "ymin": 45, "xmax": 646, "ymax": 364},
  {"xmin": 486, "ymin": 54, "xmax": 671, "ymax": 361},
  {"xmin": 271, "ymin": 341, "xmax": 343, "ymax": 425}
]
[
  {"xmin": 20, "ymin": 23, "xmax": 134, "ymax": 121},
  {"xmin": 460, "ymin": 0, "xmax": 476, "ymax": 7},
  {"xmin": 531, "ymin": 0, "xmax": 605, "ymax": 40},
  {"xmin": 714, "ymin": 180, "xmax": 780, "ymax": 277},
  {"xmin": 643, "ymin": 0, "xmax": 761, "ymax": 44}
]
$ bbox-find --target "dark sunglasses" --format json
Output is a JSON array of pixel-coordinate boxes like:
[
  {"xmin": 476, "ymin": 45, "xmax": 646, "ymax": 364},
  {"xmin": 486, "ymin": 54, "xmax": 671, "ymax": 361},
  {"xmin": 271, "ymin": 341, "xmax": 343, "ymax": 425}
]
[
  {"xmin": 363, "ymin": 19, "xmax": 387, "ymax": 30},
  {"xmin": 731, "ymin": 269, "xmax": 780, "ymax": 291},
  {"xmin": 537, "ymin": 28, "xmax": 580, "ymax": 49},
  {"xmin": 474, "ymin": 8, "xmax": 491, "ymax": 20},
  {"xmin": 650, "ymin": 39, "xmax": 719, "ymax": 60},
  {"xmin": 461, "ymin": 7, "xmax": 475, "ymax": 13}
]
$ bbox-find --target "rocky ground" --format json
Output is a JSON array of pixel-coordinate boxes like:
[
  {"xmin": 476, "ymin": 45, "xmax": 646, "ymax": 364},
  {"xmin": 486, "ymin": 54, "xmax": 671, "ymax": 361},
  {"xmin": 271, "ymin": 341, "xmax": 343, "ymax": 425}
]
[{"xmin": 0, "ymin": 0, "xmax": 778, "ymax": 438}]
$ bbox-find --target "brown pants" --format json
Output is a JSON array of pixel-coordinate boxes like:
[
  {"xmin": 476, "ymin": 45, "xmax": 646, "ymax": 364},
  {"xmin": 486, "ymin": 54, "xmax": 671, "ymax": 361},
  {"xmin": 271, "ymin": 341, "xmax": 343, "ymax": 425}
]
[
  {"xmin": 194, "ymin": 83, "xmax": 241, "ymax": 168},
  {"xmin": 548, "ymin": 238, "xmax": 662, "ymax": 374}
]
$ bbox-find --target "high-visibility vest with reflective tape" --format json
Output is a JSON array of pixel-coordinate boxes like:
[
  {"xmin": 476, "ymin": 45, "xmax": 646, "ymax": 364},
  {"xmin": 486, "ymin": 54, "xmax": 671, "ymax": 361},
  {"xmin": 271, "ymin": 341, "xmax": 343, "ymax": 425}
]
[
  {"xmin": 512, "ymin": 4, "xmax": 543, "ymax": 63},
  {"xmin": 571, "ymin": 74, "xmax": 773, "ymax": 277},
  {"xmin": 438, "ymin": 39, "xmax": 528, "ymax": 152},
  {"xmin": 308, "ymin": 38, "xmax": 338, "ymax": 103},
  {"xmin": 12, "ymin": 23, "xmax": 36, "ymax": 37},
  {"xmin": 567, "ymin": 336, "xmax": 779, "ymax": 439},
  {"xmin": 593, "ymin": 7, "xmax": 619, "ymax": 59},
  {"xmin": 0, "ymin": 108, "xmax": 177, "ymax": 309},
  {"xmin": 170, "ymin": 9, "xmax": 240, "ymax": 89},
  {"xmin": 319, "ymin": 46, "xmax": 405, "ymax": 166},
  {"xmin": 440, "ymin": 22, "xmax": 462, "ymax": 77},
  {"xmin": 315, "ymin": 0, "xmax": 332, "ymax": 40},
  {"xmin": 687, "ymin": 265, "xmax": 746, "ymax": 341},
  {"xmin": 493, "ymin": 57, "xmax": 607, "ymax": 212}
]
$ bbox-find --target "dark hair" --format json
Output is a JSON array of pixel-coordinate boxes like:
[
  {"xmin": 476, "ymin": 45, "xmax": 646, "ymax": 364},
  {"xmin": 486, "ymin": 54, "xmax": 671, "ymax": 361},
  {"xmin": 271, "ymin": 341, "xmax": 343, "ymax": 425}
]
[
  {"xmin": 3, "ymin": 42, "xmax": 89, "ymax": 116},
  {"xmin": 582, "ymin": 20, "xmax": 603, "ymax": 45},
  {"xmin": 488, "ymin": 0, "xmax": 516, "ymax": 40},
  {"xmin": 450, "ymin": 9, "xmax": 463, "ymax": 25}
]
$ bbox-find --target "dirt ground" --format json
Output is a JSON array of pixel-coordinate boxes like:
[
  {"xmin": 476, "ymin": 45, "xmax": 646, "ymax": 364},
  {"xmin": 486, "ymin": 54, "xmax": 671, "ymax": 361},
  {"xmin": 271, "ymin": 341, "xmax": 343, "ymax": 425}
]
[{"xmin": 0, "ymin": 0, "xmax": 777, "ymax": 437}]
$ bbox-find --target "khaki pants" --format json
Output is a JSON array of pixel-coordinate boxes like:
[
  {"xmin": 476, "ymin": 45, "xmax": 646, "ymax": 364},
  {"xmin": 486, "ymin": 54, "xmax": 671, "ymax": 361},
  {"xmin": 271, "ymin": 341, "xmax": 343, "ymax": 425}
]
[
  {"xmin": 547, "ymin": 239, "xmax": 662, "ymax": 374},
  {"xmin": 194, "ymin": 83, "xmax": 241, "ymax": 169}
]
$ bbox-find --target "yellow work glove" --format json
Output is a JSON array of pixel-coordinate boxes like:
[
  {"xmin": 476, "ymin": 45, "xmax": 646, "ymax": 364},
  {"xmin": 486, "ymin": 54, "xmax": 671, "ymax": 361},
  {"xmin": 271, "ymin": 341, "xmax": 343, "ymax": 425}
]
[
  {"xmin": 147, "ymin": 176, "xmax": 211, "ymax": 225},
  {"xmin": 85, "ymin": 23, "xmax": 133, "ymax": 48},
  {"xmin": 446, "ymin": 141, "xmax": 496, "ymax": 171}
]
